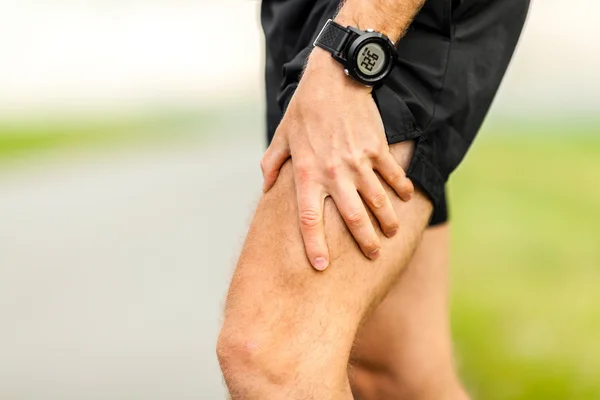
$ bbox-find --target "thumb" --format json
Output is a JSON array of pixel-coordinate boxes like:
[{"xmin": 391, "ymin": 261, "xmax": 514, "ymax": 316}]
[{"xmin": 260, "ymin": 134, "xmax": 290, "ymax": 193}]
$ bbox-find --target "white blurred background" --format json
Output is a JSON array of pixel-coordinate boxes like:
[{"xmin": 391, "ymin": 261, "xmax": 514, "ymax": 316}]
[
  {"xmin": 1, "ymin": 0, "xmax": 598, "ymax": 117},
  {"xmin": 0, "ymin": 0, "xmax": 263, "ymax": 118}
]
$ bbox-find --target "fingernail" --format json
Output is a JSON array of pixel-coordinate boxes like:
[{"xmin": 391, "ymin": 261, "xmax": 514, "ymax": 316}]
[
  {"xmin": 369, "ymin": 249, "xmax": 380, "ymax": 259},
  {"xmin": 386, "ymin": 229, "xmax": 398, "ymax": 238},
  {"xmin": 314, "ymin": 257, "xmax": 329, "ymax": 271}
]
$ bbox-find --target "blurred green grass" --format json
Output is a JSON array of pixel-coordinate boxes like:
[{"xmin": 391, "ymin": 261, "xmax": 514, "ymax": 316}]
[
  {"xmin": 0, "ymin": 119, "xmax": 159, "ymax": 156},
  {"xmin": 0, "ymin": 106, "xmax": 258, "ymax": 162},
  {"xmin": 0, "ymin": 114, "xmax": 597, "ymax": 398},
  {"xmin": 449, "ymin": 127, "xmax": 600, "ymax": 399},
  {"xmin": 0, "ymin": 110, "xmax": 219, "ymax": 160}
]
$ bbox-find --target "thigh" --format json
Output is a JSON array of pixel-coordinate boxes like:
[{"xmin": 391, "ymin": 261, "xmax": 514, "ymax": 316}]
[
  {"xmin": 349, "ymin": 224, "xmax": 460, "ymax": 399},
  {"xmin": 219, "ymin": 141, "xmax": 432, "ymax": 395}
]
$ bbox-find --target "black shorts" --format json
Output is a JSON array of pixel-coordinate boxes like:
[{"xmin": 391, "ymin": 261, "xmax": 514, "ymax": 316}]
[{"xmin": 262, "ymin": 0, "xmax": 529, "ymax": 225}]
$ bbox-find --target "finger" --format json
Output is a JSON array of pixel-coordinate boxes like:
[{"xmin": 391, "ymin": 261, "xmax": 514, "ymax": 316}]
[
  {"xmin": 260, "ymin": 134, "xmax": 290, "ymax": 193},
  {"xmin": 357, "ymin": 169, "xmax": 399, "ymax": 238},
  {"xmin": 295, "ymin": 178, "xmax": 330, "ymax": 271},
  {"xmin": 375, "ymin": 153, "xmax": 414, "ymax": 201},
  {"xmin": 332, "ymin": 184, "xmax": 381, "ymax": 260}
]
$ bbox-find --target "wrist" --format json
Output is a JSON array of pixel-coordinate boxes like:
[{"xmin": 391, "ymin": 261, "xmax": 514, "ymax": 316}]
[{"xmin": 304, "ymin": 47, "xmax": 372, "ymax": 94}]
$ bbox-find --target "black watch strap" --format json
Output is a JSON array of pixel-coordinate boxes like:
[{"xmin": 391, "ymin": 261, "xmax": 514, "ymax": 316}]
[{"xmin": 313, "ymin": 19, "xmax": 353, "ymax": 55}]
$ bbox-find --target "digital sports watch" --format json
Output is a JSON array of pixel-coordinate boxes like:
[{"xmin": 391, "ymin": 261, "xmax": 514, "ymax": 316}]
[{"xmin": 313, "ymin": 19, "xmax": 397, "ymax": 87}]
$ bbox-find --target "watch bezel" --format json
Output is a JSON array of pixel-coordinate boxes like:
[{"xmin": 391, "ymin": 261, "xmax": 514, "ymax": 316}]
[{"xmin": 346, "ymin": 32, "xmax": 396, "ymax": 86}]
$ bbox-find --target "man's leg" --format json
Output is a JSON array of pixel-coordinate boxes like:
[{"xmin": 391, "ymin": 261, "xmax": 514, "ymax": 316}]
[
  {"xmin": 349, "ymin": 223, "xmax": 470, "ymax": 400},
  {"xmin": 217, "ymin": 141, "xmax": 433, "ymax": 399}
]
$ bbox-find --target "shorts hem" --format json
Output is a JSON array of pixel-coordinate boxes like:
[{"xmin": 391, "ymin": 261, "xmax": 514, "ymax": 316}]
[{"xmin": 405, "ymin": 139, "xmax": 448, "ymax": 225}]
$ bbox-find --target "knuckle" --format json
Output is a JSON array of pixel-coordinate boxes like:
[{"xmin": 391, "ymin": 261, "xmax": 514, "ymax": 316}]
[
  {"xmin": 363, "ymin": 240, "xmax": 380, "ymax": 253},
  {"xmin": 387, "ymin": 220, "xmax": 400, "ymax": 231},
  {"xmin": 299, "ymin": 208, "xmax": 321, "ymax": 228},
  {"xmin": 397, "ymin": 177, "xmax": 413, "ymax": 194},
  {"xmin": 364, "ymin": 145, "xmax": 382, "ymax": 160},
  {"xmin": 343, "ymin": 154, "xmax": 361, "ymax": 172},
  {"xmin": 345, "ymin": 210, "xmax": 364, "ymax": 227},
  {"xmin": 295, "ymin": 163, "xmax": 313, "ymax": 182},
  {"xmin": 369, "ymin": 192, "xmax": 387, "ymax": 210},
  {"xmin": 324, "ymin": 161, "xmax": 341, "ymax": 179},
  {"xmin": 388, "ymin": 170, "xmax": 404, "ymax": 185},
  {"xmin": 264, "ymin": 170, "xmax": 277, "ymax": 182}
]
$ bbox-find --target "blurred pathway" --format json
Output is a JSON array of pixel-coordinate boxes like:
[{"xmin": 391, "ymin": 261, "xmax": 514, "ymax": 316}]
[{"xmin": 0, "ymin": 134, "xmax": 264, "ymax": 399}]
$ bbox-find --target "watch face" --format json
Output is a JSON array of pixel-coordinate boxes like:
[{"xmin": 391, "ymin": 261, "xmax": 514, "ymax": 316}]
[{"xmin": 356, "ymin": 42, "xmax": 387, "ymax": 76}]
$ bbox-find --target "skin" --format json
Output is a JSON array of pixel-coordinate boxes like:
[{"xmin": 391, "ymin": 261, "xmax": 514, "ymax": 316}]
[
  {"xmin": 350, "ymin": 223, "xmax": 469, "ymax": 400},
  {"xmin": 217, "ymin": 162, "xmax": 469, "ymax": 398},
  {"xmin": 217, "ymin": 0, "xmax": 469, "ymax": 398},
  {"xmin": 260, "ymin": 0, "xmax": 426, "ymax": 271},
  {"xmin": 217, "ymin": 140, "xmax": 435, "ymax": 399},
  {"xmin": 261, "ymin": 52, "xmax": 414, "ymax": 271}
]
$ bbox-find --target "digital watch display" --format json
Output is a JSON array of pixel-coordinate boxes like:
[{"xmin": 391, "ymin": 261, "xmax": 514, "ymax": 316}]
[
  {"xmin": 357, "ymin": 43, "xmax": 386, "ymax": 76},
  {"xmin": 313, "ymin": 19, "xmax": 397, "ymax": 86}
]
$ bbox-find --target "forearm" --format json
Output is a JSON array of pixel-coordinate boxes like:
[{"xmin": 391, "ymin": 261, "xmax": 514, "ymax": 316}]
[
  {"xmin": 304, "ymin": 0, "xmax": 425, "ymax": 91},
  {"xmin": 335, "ymin": 0, "xmax": 425, "ymax": 42}
]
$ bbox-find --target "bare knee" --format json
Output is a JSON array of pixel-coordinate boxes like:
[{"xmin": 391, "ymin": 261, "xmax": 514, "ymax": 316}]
[
  {"xmin": 216, "ymin": 163, "xmax": 355, "ymax": 397},
  {"xmin": 216, "ymin": 320, "xmax": 289, "ymax": 398},
  {"xmin": 217, "ymin": 290, "xmax": 355, "ymax": 398},
  {"xmin": 216, "ymin": 140, "xmax": 433, "ymax": 397},
  {"xmin": 216, "ymin": 254, "xmax": 354, "ymax": 398}
]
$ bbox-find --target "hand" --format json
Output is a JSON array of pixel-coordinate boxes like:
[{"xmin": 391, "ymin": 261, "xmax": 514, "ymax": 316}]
[{"xmin": 260, "ymin": 49, "xmax": 414, "ymax": 271}]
